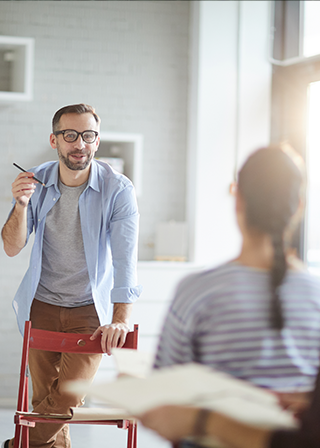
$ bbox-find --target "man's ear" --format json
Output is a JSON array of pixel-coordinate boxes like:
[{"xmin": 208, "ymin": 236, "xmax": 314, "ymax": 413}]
[
  {"xmin": 94, "ymin": 135, "xmax": 100, "ymax": 154},
  {"xmin": 50, "ymin": 133, "xmax": 57, "ymax": 149}
]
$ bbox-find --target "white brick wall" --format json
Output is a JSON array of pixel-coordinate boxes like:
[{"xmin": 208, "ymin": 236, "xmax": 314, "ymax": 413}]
[
  {"xmin": 0, "ymin": 0, "xmax": 189, "ymax": 260},
  {"xmin": 0, "ymin": 1, "xmax": 189, "ymax": 403}
]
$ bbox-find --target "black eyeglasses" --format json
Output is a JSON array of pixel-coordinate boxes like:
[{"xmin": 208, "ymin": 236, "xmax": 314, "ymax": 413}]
[{"xmin": 54, "ymin": 129, "xmax": 99, "ymax": 144}]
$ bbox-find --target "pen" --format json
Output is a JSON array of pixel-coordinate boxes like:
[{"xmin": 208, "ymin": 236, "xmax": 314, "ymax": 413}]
[{"xmin": 13, "ymin": 163, "xmax": 46, "ymax": 186}]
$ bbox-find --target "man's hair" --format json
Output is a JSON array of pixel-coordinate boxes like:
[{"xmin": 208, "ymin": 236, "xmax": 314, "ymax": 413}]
[{"xmin": 52, "ymin": 104, "xmax": 101, "ymax": 132}]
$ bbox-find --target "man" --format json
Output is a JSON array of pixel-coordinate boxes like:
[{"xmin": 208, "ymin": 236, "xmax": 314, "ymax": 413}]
[{"xmin": 1, "ymin": 104, "xmax": 141, "ymax": 448}]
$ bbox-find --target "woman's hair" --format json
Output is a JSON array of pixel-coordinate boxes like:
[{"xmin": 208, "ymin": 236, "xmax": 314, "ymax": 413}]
[{"xmin": 237, "ymin": 144, "xmax": 305, "ymax": 330}]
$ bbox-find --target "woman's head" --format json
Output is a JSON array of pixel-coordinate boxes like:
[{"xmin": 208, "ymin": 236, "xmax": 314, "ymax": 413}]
[
  {"xmin": 237, "ymin": 144, "xmax": 305, "ymax": 330},
  {"xmin": 237, "ymin": 145, "xmax": 304, "ymax": 236}
]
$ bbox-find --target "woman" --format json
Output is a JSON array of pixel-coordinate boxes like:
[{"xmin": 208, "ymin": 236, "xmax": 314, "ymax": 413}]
[{"xmin": 148, "ymin": 145, "xmax": 320, "ymax": 446}]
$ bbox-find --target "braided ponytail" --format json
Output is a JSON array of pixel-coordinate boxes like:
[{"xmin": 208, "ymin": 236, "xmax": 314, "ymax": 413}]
[
  {"xmin": 237, "ymin": 145, "xmax": 304, "ymax": 330},
  {"xmin": 270, "ymin": 230, "xmax": 286, "ymax": 329}
]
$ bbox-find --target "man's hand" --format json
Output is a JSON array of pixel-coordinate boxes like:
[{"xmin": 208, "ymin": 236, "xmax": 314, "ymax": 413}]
[
  {"xmin": 90, "ymin": 303, "xmax": 133, "ymax": 355},
  {"xmin": 2, "ymin": 172, "xmax": 38, "ymax": 257},
  {"xmin": 90, "ymin": 322, "xmax": 130, "ymax": 355},
  {"xmin": 12, "ymin": 172, "xmax": 38, "ymax": 208}
]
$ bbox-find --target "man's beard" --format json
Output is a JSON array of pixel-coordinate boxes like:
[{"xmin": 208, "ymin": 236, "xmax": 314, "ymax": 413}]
[{"xmin": 57, "ymin": 145, "xmax": 94, "ymax": 171}]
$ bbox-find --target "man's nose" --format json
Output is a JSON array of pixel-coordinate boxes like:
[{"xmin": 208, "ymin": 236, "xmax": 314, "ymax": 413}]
[{"xmin": 74, "ymin": 134, "xmax": 86, "ymax": 148}]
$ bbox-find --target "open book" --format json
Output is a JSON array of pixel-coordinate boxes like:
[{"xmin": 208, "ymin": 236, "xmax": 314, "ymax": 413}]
[
  {"xmin": 67, "ymin": 361, "xmax": 297, "ymax": 430},
  {"xmin": 111, "ymin": 348, "xmax": 154, "ymax": 378}
]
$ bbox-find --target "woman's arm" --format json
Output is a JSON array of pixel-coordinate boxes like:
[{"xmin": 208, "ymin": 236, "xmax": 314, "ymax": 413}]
[{"xmin": 139, "ymin": 405, "xmax": 271, "ymax": 448}]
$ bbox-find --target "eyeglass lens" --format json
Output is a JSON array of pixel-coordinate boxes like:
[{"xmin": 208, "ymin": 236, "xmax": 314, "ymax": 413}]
[{"xmin": 63, "ymin": 130, "xmax": 97, "ymax": 143}]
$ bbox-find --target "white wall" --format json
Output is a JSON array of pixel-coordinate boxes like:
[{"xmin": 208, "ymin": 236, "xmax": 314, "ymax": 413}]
[
  {"xmin": 0, "ymin": 0, "xmax": 273, "ymax": 429},
  {"xmin": 0, "ymin": 0, "xmax": 189, "ymax": 262},
  {"xmin": 123, "ymin": 1, "xmax": 272, "ymax": 423},
  {"xmin": 133, "ymin": 0, "xmax": 273, "ymax": 379},
  {"xmin": 0, "ymin": 0, "xmax": 189, "ymax": 405},
  {"xmin": 188, "ymin": 1, "xmax": 272, "ymax": 265}
]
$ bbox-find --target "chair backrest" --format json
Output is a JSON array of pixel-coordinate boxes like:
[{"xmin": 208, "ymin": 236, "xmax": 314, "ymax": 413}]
[
  {"xmin": 28, "ymin": 322, "xmax": 139, "ymax": 353},
  {"xmin": 16, "ymin": 321, "xmax": 138, "ymax": 413}
]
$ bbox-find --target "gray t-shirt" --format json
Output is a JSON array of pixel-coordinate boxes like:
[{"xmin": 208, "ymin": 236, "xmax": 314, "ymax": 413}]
[{"xmin": 35, "ymin": 179, "xmax": 93, "ymax": 307}]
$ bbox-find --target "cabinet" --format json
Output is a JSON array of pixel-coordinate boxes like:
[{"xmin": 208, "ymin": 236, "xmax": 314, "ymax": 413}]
[
  {"xmin": 97, "ymin": 132, "xmax": 143, "ymax": 196},
  {"xmin": 0, "ymin": 35, "xmax": 34, "ymax": 102}
]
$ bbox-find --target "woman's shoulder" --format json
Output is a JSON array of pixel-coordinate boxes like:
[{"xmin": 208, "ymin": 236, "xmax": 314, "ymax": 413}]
[
  {"xmin": 173, "ymin": 261, "xmax": 246, "ymax": 300},
  {"xmin": 286, "ymin": 267, "xmax": 320, "ymax": 288}
]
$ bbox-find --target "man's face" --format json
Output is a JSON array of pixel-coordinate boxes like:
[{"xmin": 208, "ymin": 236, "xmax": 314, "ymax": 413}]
[{"xmin": 50, "ymin": 113, "xmax": 100, "ymax": 171}]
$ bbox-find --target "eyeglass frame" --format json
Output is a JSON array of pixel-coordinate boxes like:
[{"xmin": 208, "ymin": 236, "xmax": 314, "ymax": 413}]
[{"xmin": 54, "ymin": 129, "xmax": 99, "ymax": 144}]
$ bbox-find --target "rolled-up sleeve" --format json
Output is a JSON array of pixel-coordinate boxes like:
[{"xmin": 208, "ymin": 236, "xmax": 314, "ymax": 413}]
[{"xmin": 109, "ymin": 185, "xmax": 142, "ymax": 304}]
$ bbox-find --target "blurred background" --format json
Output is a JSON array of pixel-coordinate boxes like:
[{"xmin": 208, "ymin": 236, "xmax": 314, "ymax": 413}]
[{"xmin": 1, "ymin": 2, "xmax": 320, "ymax": 446}]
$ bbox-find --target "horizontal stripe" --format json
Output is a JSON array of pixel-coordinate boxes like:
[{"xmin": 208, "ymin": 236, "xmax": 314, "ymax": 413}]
[{"xmin": 155, "ymin": 261, "xmax": 320, "ymax": 391}]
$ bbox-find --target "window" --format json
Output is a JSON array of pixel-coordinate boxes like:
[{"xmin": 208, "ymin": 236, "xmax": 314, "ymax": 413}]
[
  {"xmin": 303, "ymin": 2, "xmax": 320, "ymax": 58},
  {"xmin": 272, "ymin": 1, "xmax": 320, "ymax": 64},
  {"xmin": 305, "ymin": 81, "xmax": 320, "ymax": 274},
  {"xmin": 271, "ymin": 1, "xmax": 320, "ymax": 269}
]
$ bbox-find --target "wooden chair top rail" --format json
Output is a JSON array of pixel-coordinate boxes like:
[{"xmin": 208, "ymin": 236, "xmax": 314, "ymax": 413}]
[{"xmin": 29, "ymin": 324, "xmax": 138, "ymax": 354}]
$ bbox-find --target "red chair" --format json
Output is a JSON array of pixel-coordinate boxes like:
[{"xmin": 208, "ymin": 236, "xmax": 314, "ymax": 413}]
[{"xmin": 13, "ymin": 321, "xmax": 139, "ymax": 448}]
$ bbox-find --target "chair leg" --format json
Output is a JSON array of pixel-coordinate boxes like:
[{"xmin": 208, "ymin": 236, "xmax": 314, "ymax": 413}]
[
  {"xmin": 127, "ymin": 421, "xmax": 136, "ymax": 448},
  {"xmin": 13, "ymin": 424, "xmax": 29, "ymax": 448},
  {"xmin": 13, "ymin": 424, "xmax": 21, "ymax": 448},
  {"xmin": 23, "ymin": 384, "xmax": 29, "ymax": 448},
  {"xmin": 23, "ymin": 426, "xmax": 29, "ymax": 448},
  {"xmin": 133, "ymin": 422, "xmax": 137, "ymax": 448}
]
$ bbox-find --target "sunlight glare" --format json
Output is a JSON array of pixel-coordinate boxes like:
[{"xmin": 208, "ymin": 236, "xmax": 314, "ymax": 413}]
[
  {"xmin": 303, "ymin": 1, "xmax": 320, "ymax": 57},
  {"xmin": 306, "ymin": 81, "xmax": 320, "ymax": 274}
]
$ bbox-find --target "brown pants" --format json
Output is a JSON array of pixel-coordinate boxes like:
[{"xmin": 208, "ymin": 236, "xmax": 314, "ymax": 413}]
[{"xmin": 28, "ymin": 299, "xmax": 102, "ymax": 448}]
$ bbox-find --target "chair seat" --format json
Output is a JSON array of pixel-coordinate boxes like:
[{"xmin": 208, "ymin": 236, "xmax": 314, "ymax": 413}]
[{"xmin": 16, "ymin": 406, "xmax": 133, "ymax": 421}]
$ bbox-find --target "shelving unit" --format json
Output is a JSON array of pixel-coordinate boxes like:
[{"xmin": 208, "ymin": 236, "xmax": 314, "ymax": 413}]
[
  {"xmin": 0, "ymin": 35, "xmax": 34, "ymax": 102},
  {"xmin": 97, "ymin": 132, "xmax": 143, "ymax": 196}
]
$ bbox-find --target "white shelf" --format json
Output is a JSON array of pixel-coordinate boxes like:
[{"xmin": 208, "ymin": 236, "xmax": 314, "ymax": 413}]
[
  {"xmin": 0, "ymin": 35, "xmax": 34, "ymax": 102},
  {"xmin": 97, "ymin": 132, "xmax": 143, "ymax": 196}
]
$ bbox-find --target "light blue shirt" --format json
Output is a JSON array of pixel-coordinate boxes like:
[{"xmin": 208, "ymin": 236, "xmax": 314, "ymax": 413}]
[{"xmin": 10, "ymin": 159, "xmax": 141, "ymax": 335}]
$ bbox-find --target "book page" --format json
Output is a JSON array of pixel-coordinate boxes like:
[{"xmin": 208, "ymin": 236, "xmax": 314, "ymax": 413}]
[
  {"xmin": 67, "ymin": 363, "xmax": 297, "ymax": 430},
  {"xmin": 111, "ymin": 348, "xmax": 154, "ymax": 378}
]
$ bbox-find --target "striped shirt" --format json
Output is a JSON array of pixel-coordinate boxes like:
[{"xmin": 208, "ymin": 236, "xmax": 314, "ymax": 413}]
[{"xmin": 154, "ymin": 261, "xmax": 320, "ymax": 392}]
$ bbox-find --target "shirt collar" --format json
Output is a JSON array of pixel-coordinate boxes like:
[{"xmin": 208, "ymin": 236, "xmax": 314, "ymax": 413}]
[
  {"xmin": 45, "ymin": 160, "xmax": 100, "ymax": 193},
  {"xmin": 45, "ymin": 162, "xmax": 60, "ymax": 192},
  {"xmin": 87, "ymin": 159, "xmax": 100, "ymax": 192}
]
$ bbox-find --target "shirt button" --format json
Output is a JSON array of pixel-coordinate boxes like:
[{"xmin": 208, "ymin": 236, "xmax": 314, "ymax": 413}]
[{"xmin": 53, "ymin": 198, "xmax": 56, "ymax": 201}]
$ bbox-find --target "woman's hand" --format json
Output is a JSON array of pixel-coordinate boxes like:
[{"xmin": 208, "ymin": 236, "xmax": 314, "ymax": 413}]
[
  {"xmin": 139, "ymin": 405, "xmax": 198, "ymax": 442},
  {"xmin": 275, "ymin": 391, "xmax": 312, "ymax": 418}
]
